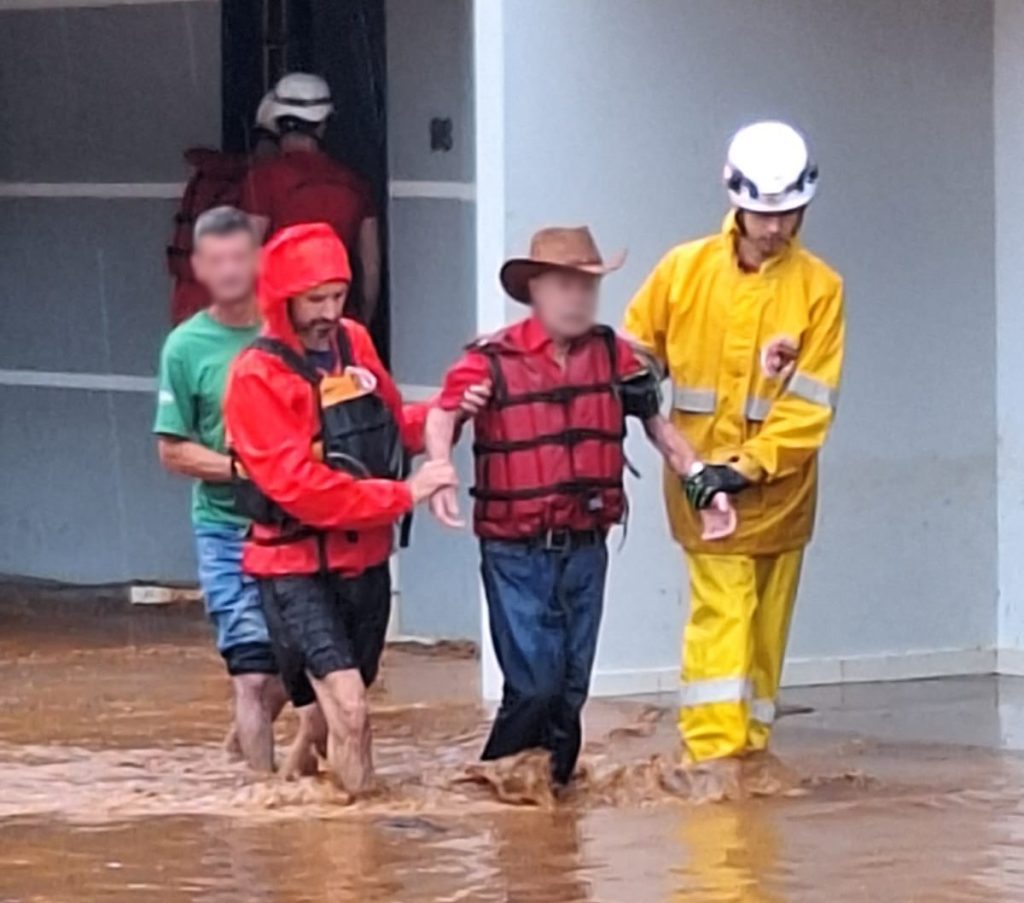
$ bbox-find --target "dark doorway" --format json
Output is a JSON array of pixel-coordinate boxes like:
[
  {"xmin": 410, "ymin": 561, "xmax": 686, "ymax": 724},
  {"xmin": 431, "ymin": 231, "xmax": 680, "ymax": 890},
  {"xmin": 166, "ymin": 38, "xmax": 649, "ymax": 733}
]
[{"xmin": 220, "ymin": 0, "xmax": 390, "ymax": 358}]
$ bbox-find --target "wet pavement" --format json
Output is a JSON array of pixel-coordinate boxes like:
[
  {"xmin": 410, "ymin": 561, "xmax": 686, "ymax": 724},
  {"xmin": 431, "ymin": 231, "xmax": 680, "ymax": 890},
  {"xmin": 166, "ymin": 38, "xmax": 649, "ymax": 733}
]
[{"xmin": 3, "ymin": 588, "xmax": 1024, "ymax": 901}]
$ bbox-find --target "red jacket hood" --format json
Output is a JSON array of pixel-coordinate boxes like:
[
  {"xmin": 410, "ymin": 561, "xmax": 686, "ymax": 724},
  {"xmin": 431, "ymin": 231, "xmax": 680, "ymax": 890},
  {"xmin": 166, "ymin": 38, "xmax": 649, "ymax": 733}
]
[{"xmin": 257, "ymin": 222, "xmax": 352, "ymax": 350}]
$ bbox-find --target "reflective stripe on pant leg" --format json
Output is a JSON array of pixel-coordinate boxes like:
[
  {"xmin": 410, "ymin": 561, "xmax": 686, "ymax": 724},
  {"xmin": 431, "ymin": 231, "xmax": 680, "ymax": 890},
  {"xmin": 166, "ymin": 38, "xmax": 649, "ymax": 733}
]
[
  {"xmin": 747, "ymin": 550, "xmax": 804, "ymax": 752},
  {"xmin": 679, "ymin": 676, "xmax": 752, "ymax": 707},
  {"xmin": 680, "ymin": 552, "xmax": 759, "ymax": 762},
  {"xmin": 749, "ymin": 698, "xmax": 776, "ymax": 725}
]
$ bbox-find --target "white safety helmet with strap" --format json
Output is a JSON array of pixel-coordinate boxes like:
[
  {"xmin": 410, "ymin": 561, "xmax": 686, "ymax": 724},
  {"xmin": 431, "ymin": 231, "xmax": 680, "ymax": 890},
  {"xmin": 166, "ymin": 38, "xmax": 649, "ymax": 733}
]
[
  {"xmin": 269, "ymin": 72, "xmax": 334, "ymax": 125},
  {"xmin": 724, "ymin": 121, "xmax": 818, "ymax": 214}
]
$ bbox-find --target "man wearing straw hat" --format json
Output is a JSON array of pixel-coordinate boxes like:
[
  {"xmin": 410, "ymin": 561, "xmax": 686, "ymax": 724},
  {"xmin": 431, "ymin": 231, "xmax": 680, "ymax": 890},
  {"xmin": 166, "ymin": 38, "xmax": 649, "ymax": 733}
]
[{"xmin": 425, "ymin": 226, "xmax": 734, "ymax": 789}]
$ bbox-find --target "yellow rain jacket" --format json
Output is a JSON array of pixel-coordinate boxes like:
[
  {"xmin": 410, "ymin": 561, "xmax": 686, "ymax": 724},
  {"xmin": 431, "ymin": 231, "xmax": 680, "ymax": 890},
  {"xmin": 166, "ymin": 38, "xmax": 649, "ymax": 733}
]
[{"xmin": 624, "ymin": 212, "xmax": 844, "ymax": 556}]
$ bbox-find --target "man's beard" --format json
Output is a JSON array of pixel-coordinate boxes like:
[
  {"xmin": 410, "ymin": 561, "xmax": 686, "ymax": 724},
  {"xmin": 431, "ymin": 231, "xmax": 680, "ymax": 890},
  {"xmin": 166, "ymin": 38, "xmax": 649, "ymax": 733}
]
[{"xmin": 297, "ymin": 319, "xmax": 336, "ymax": 343}]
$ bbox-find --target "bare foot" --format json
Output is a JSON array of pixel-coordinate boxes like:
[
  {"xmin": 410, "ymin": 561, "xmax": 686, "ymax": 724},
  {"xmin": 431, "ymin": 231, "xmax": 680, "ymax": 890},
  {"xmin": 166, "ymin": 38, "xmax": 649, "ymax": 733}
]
[
  {"xmin": 324, "ymin": 764, "xmax": 377, "ymax": 798},
  {"xmin": 280, "ymin": 741, "xmax": 320, "ymax": 781},
  {"xmin": 223, "ymin": 725, "xmax": 243, "ymax": 762}
]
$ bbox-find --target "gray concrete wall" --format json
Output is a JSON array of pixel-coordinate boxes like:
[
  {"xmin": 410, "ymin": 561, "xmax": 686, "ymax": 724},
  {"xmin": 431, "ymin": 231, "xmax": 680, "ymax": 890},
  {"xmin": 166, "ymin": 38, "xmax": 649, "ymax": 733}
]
[
  {"xmin": 501, "ymin": 0, "xmax": 997, "ymax": 676},
  {"xmin": 385, "ymin": 0, "xmax": 479, "ymax": 638},
  {"xmin": 0, "ymin": 1, "xmax": 220, "ymax": 582},
  {"xmin": 996, "ymin": 0, "xmax": 1024, "ymax": 656}
]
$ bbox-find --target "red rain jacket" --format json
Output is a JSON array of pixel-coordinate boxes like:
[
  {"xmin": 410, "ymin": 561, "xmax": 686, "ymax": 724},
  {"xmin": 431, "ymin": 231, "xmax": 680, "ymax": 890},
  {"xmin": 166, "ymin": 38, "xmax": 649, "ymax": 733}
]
[{"xmin": 224, "ymin": 223, "xmax": 426, "ymax": 577}]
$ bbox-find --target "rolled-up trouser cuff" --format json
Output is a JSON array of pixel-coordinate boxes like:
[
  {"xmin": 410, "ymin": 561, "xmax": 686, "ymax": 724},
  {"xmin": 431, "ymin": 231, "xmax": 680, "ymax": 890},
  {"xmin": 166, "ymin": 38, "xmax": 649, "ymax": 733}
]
[{"xmin": 223, "ymin": 641, "xmax": 278, "ymax": 676}]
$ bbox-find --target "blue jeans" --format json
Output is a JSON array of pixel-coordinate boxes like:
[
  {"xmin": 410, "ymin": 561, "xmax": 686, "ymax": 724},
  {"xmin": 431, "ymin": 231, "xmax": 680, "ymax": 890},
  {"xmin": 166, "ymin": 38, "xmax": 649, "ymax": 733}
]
[
  {"xmin": 479, "ymin": 538, "xmax": 608, "ymax": 784},
  {"xmin": 194, "ymin": 523, "xmax": 276, "ymax": 675}
]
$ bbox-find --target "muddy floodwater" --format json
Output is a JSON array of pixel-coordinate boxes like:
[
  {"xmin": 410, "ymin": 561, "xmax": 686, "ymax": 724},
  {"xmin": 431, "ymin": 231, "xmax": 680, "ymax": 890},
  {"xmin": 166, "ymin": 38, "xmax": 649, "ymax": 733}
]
[{"xmin": 4, "ymin": 587, "xmax": 1024, "ymax": 901}]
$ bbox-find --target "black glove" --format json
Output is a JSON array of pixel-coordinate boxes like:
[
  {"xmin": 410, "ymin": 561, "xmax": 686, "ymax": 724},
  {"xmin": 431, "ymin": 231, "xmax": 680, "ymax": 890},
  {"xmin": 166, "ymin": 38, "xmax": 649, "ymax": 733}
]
[{"xmin": 684, "ymin": 463, "xmax": 750, "ymax": 510}]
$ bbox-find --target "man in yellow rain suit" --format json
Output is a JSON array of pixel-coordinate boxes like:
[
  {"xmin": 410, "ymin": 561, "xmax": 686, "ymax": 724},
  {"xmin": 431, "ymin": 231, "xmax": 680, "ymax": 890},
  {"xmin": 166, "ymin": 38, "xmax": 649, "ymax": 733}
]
[{"xmin": 623, "ymin": 121, "xmax": 845, "ymax": 775}]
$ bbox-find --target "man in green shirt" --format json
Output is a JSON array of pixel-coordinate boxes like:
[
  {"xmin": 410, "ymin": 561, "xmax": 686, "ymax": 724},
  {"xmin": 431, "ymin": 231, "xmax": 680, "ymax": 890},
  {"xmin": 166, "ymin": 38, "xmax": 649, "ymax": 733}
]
[{"xmin": 154, "ymin": 206, "xmax": 287, "ymax": 773}]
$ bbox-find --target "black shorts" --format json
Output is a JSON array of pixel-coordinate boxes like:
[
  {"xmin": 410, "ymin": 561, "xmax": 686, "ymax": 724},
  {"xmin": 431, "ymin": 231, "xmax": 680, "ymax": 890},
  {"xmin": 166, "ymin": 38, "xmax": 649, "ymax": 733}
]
[{"xmin": 257, "ymin": 565, "xmax": 391, "ymax": 708}]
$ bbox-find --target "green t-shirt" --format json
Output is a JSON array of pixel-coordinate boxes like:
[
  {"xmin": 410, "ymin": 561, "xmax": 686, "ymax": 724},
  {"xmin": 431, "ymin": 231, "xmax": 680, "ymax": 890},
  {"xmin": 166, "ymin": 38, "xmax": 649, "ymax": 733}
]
[{"xmin": 153, "ymin": 310, "xmax": 260, "ymax": 527}]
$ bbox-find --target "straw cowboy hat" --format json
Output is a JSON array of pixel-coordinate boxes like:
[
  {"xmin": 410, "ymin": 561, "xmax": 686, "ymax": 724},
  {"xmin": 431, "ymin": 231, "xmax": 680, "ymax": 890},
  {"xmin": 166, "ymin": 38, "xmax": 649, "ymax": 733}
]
[{"xmin": 500, "ymin": 226, "xmax": 626, "ymax": 303}]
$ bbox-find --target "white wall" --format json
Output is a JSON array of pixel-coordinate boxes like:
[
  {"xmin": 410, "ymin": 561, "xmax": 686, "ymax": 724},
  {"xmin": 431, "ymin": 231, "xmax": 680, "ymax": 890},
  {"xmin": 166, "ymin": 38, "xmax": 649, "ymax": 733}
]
[
  {"xmin": 995, "ymin": 0, "xmax": 1024, "ymax": 661},
  {"xmin": 495, "ymin": 0, "xmax": 997, "ymax": 691},
  {"xmin": 386, "ymin": 0, "xmax": 480, "ymax": 639}
]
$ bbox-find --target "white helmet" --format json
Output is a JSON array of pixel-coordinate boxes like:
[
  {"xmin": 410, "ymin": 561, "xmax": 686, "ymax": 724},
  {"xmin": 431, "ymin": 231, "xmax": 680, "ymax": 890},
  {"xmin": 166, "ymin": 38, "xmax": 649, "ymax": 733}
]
[
  {"xmin": 724, "ymin": 121, "xmax": 818, "ymax": 213},
  {"xmin": 254, "ymin": 90, "xmax": 278, "ymax": 134},
  {"xmin": 269, "ymin": 73, "xmax": 334, "ymax": 125}
]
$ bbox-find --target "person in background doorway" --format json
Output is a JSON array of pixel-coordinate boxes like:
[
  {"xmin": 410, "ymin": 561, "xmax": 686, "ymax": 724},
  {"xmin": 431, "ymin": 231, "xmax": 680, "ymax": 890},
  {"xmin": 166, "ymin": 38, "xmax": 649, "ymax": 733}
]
[
  {"xmin": 154, "ymin": 206, "xmax": 288, "ymax": 773},
  {"xmin": 223, "ymin": 223, "xmax": 466, "ymax": 794},
  {"xmin": 167, "ymin": 92, "xmax": 279, "ymax": 325},
  {"xmin": 241, "ymin": 73, "xmax": 382, "ymax": 326},
  {"xmin": 424, "ymin": 226, "xmax": 735, "ymax": 792},
  {"xmin": 623, "ymin": 121, "xmax": 845, "ymax": 795}
]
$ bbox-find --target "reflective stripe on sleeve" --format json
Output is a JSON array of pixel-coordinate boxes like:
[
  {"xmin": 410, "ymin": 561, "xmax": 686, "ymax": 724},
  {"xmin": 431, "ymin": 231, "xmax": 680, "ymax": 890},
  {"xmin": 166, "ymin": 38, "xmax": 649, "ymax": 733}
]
[
  {"xmin": 750, "ymin": 698, "xmax": 776, "ymax": 725},
  {"xmin": 787, "ymin": 372, "xmax": 838, "ymax": 409},
  {"xmin": 679, "ymin": 676, "xmax": 752, "ymax": 707},
  {"xmin": 672, "ymin": 385, "xmax": 717, "ymax": 414},
  {"xmin": 744, "ymin": 396, "xmax": 773, "ymax": 422}
]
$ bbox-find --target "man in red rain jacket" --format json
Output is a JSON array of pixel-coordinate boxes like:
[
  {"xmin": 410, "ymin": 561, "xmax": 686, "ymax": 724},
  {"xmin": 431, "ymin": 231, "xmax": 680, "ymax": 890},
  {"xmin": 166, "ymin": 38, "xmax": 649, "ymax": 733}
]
[{"xmin": 223, "ymin": 223, "xmax": 457, "ymax": 793}]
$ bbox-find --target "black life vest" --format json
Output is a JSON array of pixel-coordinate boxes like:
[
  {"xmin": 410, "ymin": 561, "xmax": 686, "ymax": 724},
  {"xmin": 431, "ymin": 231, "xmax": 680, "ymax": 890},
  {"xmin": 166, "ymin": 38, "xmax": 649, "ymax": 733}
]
[{"xmin": 231, "ymin": 328, "xmax": 404, "ymax": 533}]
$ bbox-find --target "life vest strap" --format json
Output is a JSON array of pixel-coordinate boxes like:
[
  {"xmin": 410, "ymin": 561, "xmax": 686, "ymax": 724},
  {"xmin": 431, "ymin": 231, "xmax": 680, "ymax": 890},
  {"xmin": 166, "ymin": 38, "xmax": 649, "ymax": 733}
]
[
  {"xmin": 249, "ymin": 527, "xmax": 360, "ymax": 548},
  {"xmin": 250, "ymin": 526, "xmax": 320, "ymax": 546},
  {"xmin": 470, "ymin": 477, "xmax": 623, "ymax": 502},
  {"xmin": 473, "ymin": 426, "xmax": 624, "ymax": 455},
  {"xmin": 249, "ymin": 337, "xmax": 322, "ymax": 385},
  {"xmin": 497, "ymin": 383, "xmax": 616, "ymax": 408}
]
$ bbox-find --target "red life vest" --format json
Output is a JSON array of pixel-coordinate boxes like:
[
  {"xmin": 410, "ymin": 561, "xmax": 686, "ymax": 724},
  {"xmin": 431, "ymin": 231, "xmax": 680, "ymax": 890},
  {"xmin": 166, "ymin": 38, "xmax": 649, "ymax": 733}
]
[
  {"xmin": 167, "ymin": 148, "xmax": 248, "ymax": 324},
  {"xmin": 470, "ymin": 325, "xmax": 627, "ymax": 540}
]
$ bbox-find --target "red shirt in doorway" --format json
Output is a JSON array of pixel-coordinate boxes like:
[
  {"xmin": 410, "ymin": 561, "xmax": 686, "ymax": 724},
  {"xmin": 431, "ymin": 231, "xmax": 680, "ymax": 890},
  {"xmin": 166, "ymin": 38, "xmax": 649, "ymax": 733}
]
[{"xmin": 241, "ymin": 148, "xmax": 375, "ymax": 251}]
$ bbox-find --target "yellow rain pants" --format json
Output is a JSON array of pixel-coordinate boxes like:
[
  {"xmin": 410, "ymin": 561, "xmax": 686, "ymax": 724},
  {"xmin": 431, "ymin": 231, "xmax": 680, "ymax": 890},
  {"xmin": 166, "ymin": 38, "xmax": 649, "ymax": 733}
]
[{"xmin": 681, "ymin": 549, "xmax": 803, "ymax": 762}]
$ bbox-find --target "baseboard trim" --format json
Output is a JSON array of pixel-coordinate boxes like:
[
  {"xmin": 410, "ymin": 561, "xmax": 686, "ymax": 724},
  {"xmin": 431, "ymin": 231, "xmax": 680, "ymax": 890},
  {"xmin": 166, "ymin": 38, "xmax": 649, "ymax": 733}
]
[
  {"xmin": 998, "ymin": 648, "xmax": 1024, "ymax": 676},
  {"xmin": 589, "ymin": 667, "xmax": 682, "ymax": 698},
  {"xmin": 589, "ymin": 647, "xmax": 999, "ymax": 698},
  {"xmin": 781, "ymin": 647, "xmax": 996, "ymax": 687}
]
